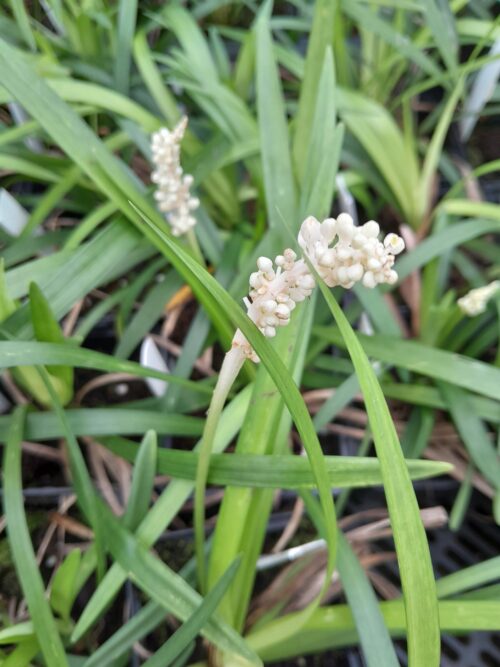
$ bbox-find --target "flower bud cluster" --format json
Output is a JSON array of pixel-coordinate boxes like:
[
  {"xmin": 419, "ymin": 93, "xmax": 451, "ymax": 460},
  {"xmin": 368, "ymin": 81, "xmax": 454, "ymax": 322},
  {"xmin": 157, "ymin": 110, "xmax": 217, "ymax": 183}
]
[
  {"xmin": 298, "ymin": 213, "xmax": 404, "ymax": 289},
  {"xmin": 458, "ymin": 280, "xmax": 500, "ymax": 316},
  {"xmin": 151, "ymin": 117, "xmax": 199, "ymax": 236},
  {"xmin": 233, "ymin": 249, "xmax": 315, "ymax": 362},
  {"xmin": 232, "ymin": 214, "xmax": 405, "ymax": 363}
]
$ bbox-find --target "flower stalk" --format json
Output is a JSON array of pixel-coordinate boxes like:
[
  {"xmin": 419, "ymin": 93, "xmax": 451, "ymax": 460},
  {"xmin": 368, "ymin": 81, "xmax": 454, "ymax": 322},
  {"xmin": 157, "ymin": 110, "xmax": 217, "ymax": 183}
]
[
  {"xmin": 195, "ymin": 345, "xmax": 245, "ymax": 593},
  {"xmin": 194, "ymin": 213, "xmax": 405, "ymax": 592}
]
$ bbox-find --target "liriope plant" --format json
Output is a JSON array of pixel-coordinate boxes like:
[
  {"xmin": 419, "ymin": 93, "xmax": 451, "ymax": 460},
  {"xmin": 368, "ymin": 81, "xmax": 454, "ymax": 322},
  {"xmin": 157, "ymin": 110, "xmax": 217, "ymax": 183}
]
[{"xmin": 1, "ymin": 1, "xmax": 500, "ymax": 666}]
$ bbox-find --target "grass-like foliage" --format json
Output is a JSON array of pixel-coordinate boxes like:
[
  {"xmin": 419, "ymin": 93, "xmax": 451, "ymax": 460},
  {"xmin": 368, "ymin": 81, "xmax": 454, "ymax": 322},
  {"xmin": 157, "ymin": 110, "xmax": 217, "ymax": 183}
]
[{"xmin": 0, "ymin": 1, "xmax": 499, "ymax": 666}]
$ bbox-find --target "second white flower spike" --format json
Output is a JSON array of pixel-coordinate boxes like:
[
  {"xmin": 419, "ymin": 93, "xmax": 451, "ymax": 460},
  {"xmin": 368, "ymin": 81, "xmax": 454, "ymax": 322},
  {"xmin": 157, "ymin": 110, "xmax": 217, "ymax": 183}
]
[{"xmin": 151, "ymin": 117, "xmax": 199, "ymax": 237}]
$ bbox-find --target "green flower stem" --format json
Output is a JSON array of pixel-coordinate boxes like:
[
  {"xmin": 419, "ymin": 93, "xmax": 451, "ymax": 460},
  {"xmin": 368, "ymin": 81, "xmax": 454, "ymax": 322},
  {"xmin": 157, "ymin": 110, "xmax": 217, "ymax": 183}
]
[
  {"xmin": 195, "ymin": 345, "xmax": 245, "ymax": 593},
  {"xmin": 207, "ymin": 300, "xmax": 315, "ymax": 645}
]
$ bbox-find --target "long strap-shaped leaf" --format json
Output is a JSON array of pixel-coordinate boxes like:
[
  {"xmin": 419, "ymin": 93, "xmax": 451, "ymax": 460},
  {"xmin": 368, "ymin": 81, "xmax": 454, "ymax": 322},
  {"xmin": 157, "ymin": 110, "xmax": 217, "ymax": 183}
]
[
  {"xmin": 3, "ymin": 408, "xmax": 69, "ymax": 666},
  {"xmin": 315, "ymin": 327, "xmax": 500, "ymax": 401},
  {"xmin": 315, "ymin": 279, "xmax": 440, "ymax": 666},
  {"xmin": 337, "ymin": 533, "xmax": 399, "ymax": 667},
  {"xmin": 0, "ymin": 340, "xmax": 207, "ymax": 392},
  {"xmin": 255, "ymin": 2, "xmax": 297, "ymax": 230},
  {"xmin": 253, "ymin": 600, "xmax": 499, "ymax": 663},
  {"xmin": 140, "ymin": 557, "xmax": 242, "ymax": 667},
  {"xmin": 103, "ymin": 435, "xmax": 451, "ymax": 489}
]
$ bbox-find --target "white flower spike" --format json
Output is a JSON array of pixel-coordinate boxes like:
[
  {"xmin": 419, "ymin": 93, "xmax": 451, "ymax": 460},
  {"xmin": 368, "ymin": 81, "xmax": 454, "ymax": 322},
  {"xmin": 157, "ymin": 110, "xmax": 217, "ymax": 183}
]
[
  {"xmin": 458, "ymin": 280, "xmax": 500, "ymax": 317},
  {"xmin": 151, "ymin": 117, "xmax": 199, "ymax": 236},
  {"xmin": 233, "ymin": 214, "xmax": 404, "ymax": 362},
  {"xmin": 298, "ymin": 213, "xmax": 404, "ymax": 290}
]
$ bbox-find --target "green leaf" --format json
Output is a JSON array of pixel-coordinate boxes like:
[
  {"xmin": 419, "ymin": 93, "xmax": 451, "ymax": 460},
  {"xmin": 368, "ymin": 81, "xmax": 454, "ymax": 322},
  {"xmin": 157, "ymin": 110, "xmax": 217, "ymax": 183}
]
[
  {"xmin": 29, "ymin": 282, "xmax": 73, "ymax": 404},
  {"xmin": 299, "ymin": 48, "xmax": 340, "ymax": 219},
  {"xmin": 2, "ymin": 640, "xmax": 39, "ymax": 667},
  {"xmin": 337, "ymin": 88, "xmax": 421, "ymax": 227},
  {"xmin": 133, "ymin": 28, "xmax": 179, "ymax": 122},
  {"xmin": 253, "ymin": 600, "xmax": 500, "ymax": 662},
  {"xmin": 115, "ymin": 273, "xmax": 182, "ymax": 359},
  {"xmin": 449, "ymin": 464, "xmax": 474, "ymax": 532},
  {"xmin": 312, "ymin": 280, "xmax": 440, "ymax": 666},
  {"xmin": 122, "ymin": 430, "xmax": 157, "ymax": 531},
  {"xmin": 72, "ymin": 386, "xmax": 253, "ymax": 643},
  {"xmin": 103, "ymin": 435, "xmax": 452, "ymax": 489},
  {"xmin": 37, "ymin": 367, "xmax": 107, "ymax": 582},
  {"xmin": 255, "ymin": 2, "xmax": 297, "ymax": 230},
  {"xmin": 44, "ymin": 369, "xmax": 259, "ymax": 665},
  {"xmin": 0, "ymin": 341, "xmax": 207, "ymax": 392},
  {"xmin": 0, "ymin": 38, "xmax": 234, "ymax": 349},
  {"xmin": 381, "ymin": 381, "xmax": 500, "ymax": 424},
  {"xmin": 293, "ymin": 0, "xmax": 336, "ymax": 182},
  {"xmin": 420, "ymin": 81, "xmax": 463, "ymax": 213},
  {"xmin": 157, "ymin": 4, "xmax": 219, "ymax": 83},
  {"xmin": 315, "ymin": 327, "xmax": 500, "ymax": 401},
  {"xmin": 337, "ymin": 534, "xmax": 399, "ymax": 667},
  {"xmin": 50, "ymin": 550, "xmax": 82, "ymax": 621},
  {"xmin": 98, "ymin": 501, "xmax": 262, "ymax": 666},
  {"xmin": 421, "ymin": 0, "xmax": 458, "ymax": 74},
  {"xmin": 206, "ymin": 297, "xmax": 316, "ymax": 632},
  {"xmin": 114, "ymin": 0, "xmax": 138, "ymax": 94},
  {"xmin": 438, "ymin": 382, "xmax": 500, "ymax": 490},
  {"xmin": 440, "ymin": 199, "xmax": 500, "ymax": 221},
  {"xmin": 395, "ymin": 218, "xmax": 500, "ymax": 283},
  {"xmin": 8, "ymin": 0, "xmax": 36, "ymax": 50},
  {"xmin": 0, "ymin": 259, "xmax": 17, "ymax": 323},
  {"xmin": 3, "ymin": 407, "xmax": 69, "ymax": 666},
  {"xmin": 141, "ymin": 558, "xmax": 242, "ymax": 667},
  {"xmin": 0, "ymin": 407, "xmax": 203, "ymax": 442},
  {"xmin": 436, "ymin": 556, "xmax": 500, "ymax": 598},
  {"xmin": 0, "ymin": 622, "xmax": 35, "ymax": 644},
  {"xmin": 342, "ymin": 1, "xmax": 442, "ymax": 81}
]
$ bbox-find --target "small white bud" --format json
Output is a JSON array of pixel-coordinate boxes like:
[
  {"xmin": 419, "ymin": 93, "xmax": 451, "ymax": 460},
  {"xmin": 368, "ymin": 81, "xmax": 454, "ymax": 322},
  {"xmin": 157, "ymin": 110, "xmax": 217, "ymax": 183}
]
[
  {"xmin": 336, "ymin": 213, "xmax": 354, "ymax": 240},
  {"xmin": 347, "ymin": 264, "xmax": 363, "ymax": 282},
  {"xmin": 249, "ymin": 272, "xmax": 261, "ymax": 289},
  {"xmin": 384, "ymin": 233, "xmax": 405, "ymax": 255},
  {"xmin": 367, "ymin": 257, "xmax": 382, "ymax": 271},
  {"xmin": 318, "ymin": 249, "xmax": 336, "ymax": 268},
  {"xmin": 337, "ymin": 267, "xmax": 348, "ymax": 284},
  {"xmin": 321, "ymin": 218, "xmax": 337, "ymax": 243},
  {"xmin": 352, "ymin": 234, "xmax": 366, "ymax": 249},
  {"xmin": 264, "ymin": 326, "xmax": 276, "ymax": 338},
  {"xmin": 386, "ymin": 269, "xmax": 398, "ymax": 285},
  {"xmin": 257, "ymin": 256, "xmax": 274, "ymax": 273},
  {"xmin": 299, "ymin": 216, "xmax": 321, "ymax": 244},
  {"xmin": 299, "ymin": 274, "xmax": 316, "ymax": 290},
  {"xmin": 261, "ymin": 299, "xmax": 277, "ymax": 314},
  {"xmin": 362, "ymin": 271, "xmax": 376, "ymax": 288},
  {"xmin": 275, "ymin": 304, "xmax": 291, "ymax": 319},
  {"xmin": 362, "ymin": 220, "xmax": 380, "ymax": 238},
  {"xmin": 337, "ymin": 247, "xmax": 352, "ymax": 262}
]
